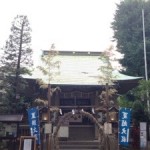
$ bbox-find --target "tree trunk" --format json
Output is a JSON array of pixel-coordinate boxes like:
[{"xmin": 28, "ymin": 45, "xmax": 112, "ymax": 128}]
[{"xmin": 15, "ymin": 20, "xmax": 24, "ymax": 101}]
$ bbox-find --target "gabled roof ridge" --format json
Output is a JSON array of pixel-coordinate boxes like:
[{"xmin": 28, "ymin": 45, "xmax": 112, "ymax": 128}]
[{"xmin": 42, "ymin": 50, "xmax": 103, "ymax": 56}]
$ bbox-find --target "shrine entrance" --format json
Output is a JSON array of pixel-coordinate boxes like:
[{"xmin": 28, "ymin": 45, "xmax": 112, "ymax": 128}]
[{"xmin": 52, "ymin": 110, "xmax": 104, "ymax": 150}]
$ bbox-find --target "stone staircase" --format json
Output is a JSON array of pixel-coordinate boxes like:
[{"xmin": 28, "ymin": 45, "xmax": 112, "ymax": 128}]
[{"xmin": 59, "ymin": 140, "xmax": 101, "ymax": 150}]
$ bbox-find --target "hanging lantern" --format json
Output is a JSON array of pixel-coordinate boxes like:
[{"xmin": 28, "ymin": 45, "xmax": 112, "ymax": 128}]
[
  {"xmin": 42, "ymin": 112, "xmax": 48, "ymax": 121},
  {"xmin": 109, "ymin": 112, "xmax": 118, "ymax": 122}
]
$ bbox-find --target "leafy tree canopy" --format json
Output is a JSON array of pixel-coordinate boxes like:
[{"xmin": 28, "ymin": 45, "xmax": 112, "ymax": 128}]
[
  {"xmin": 98, "ymin": 45, "xmax": 123, "ymax": 111},
  {"xmin": 112, "ymin": 0, "xmax": 150, "ymax": 77},
  {"xmin": 132, "ymin": 100, "xmax": 149, "ymax": 122},
  {"xmin": 117, "ymin": 94, "xmax": 133, "ymax": 108},
  {"xmin": 0, "ymin": 15, "xmax": 33, "ymax": 113},
  {"xmin": 35, "ymin": 44, "xmax": 61, "ymax": 107},
  {"xmin": 37, "ymin": 44, "xmax": 60, "ymax": 88}
]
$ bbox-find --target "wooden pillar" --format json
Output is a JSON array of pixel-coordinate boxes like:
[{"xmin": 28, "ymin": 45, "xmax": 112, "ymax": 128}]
[{"xmin": 47, "ymin": 84, "xmax": 51, "ymax": 150}]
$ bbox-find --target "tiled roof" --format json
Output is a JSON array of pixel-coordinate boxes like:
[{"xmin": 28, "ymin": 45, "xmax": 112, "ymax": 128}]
[{"xmin": 23, "ymin": 51, "xmax": 142, "ymax": 85}]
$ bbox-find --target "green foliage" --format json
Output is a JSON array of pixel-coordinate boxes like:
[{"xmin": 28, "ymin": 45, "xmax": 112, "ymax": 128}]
[
  {"xmin": 131, "ymin": 79, "xmax": 150, "ymax": 110},
  {"xmin": 134, "ymin": 79, "xmax": 150, "ymax": 97},
  {"xmin": 37, "ymin": 44, "xmax": 60, "ymax": 87},
  {"xmin": 117, "ymin": 95, "xmax": 133, "ymax": 108},
  {"xmin": 132, "ymin": 100, "xmax": 149, "ymax": 122},
  {"xmin": 111, "ymin": 0, "xmax": 150, "ymax": 77},
  {"xmin": 35, "ymin": 44, "xmax": 61, "ymax": 107},
  {"xmin": 98, "ymin": 45, "xmax": 123, "ymax": 108},
  {"xmin": 124, "ymin": 79, "xmax": 150, "ymax": 122},
  {"xmin": 98, "ymin": 51, "xmax": 113, "ymax": 85},
  {"xmin": 117, "ymin": 94, "xmax": 149, "ymax": 122},
  {"xmin": 98, "ymin": 45, "xmax": 123, "ymax": 85},
  {"xmin": 117, "ymin": 79, "xmax": 150, "ymax": 123},
  {"xmin": 0, "ymin": 15, "xmax": 33, "ymax": 113}
]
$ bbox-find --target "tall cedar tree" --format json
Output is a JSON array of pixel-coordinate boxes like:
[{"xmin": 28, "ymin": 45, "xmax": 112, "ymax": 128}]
[
  {"xmin": 0, "ymin": 15, "xmax": 33, "ymax": 113},
  {"xmin": 111, "ymin": 0, "xmax": 150, "ymax": 77}
]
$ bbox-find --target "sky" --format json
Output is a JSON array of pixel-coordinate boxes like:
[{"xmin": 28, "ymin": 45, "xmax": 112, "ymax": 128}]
[{"xmin": 0, "ymin": 0, "xmax": 120, "ymax": 65}]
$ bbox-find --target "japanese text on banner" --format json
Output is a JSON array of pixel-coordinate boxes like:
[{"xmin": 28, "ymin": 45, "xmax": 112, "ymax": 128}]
[
  {"xmin": 119, "ymin": 108, "xmax": 131, "ymax": 146},
  {"xmin": 27, "ymin": 107, "xmax": 41, "ymax": 145}
]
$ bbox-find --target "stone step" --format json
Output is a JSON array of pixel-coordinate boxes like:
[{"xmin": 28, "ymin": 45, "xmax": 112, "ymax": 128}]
[
  {"xmin": 60, "ymin": 149, "xmax": 99, "ymax": 150},
  {"xmin": 59, "ymin": 140, "xmax": 99, "ymax": 145},
  {"xmin": 60, "ymin": 144, "xmax": 99, "ymax": 149},
  {"xmin": 59, "ymin": 140, "xmax": 100, "ymax": 150}
]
